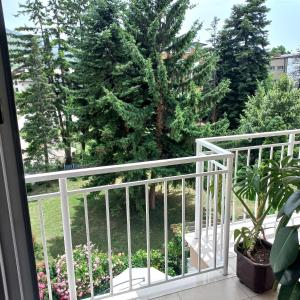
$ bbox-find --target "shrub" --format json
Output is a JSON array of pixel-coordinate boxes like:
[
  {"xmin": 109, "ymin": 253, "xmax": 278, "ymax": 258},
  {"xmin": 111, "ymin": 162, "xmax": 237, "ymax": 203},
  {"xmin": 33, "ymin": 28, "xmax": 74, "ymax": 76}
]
[
  {"xmin": 37, "ymin": 269, "xmax": 48, "ymax": 300},
  {"xmin": 52, "ymin": 244, "xmax": 127, "ymax": 299},
  {"xmin": 131, "ymin": 235, "xmax": 185, "ymax": 277},
  {"xmin": 37, "ymin": 236, "xmax": 184, "ymax": 299},
  {"xmin": 33, "ymin": 235, "xmax": 44, "ymax": 263}
]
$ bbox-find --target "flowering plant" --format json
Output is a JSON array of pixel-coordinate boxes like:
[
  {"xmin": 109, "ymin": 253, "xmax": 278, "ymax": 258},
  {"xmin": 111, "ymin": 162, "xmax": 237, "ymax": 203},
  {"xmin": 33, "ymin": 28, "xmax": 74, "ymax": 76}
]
[{"xmin": 52, "ymin": 244, "xmax": 128, "ymax": 299}]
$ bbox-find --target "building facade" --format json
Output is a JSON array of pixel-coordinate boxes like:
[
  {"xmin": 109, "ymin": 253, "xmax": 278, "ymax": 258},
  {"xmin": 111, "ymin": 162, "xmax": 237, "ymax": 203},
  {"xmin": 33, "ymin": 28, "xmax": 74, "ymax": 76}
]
[{"xmin": 270, "ymin": 53, "xmax": 300, "ymax": 87}]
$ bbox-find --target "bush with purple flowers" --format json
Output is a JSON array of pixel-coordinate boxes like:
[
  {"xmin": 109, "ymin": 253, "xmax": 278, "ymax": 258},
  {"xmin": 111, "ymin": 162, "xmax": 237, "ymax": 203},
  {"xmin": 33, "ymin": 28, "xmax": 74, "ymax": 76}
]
[{"xmin": 36, "ymin": 236, "xmax": 184, "ymax": 299}]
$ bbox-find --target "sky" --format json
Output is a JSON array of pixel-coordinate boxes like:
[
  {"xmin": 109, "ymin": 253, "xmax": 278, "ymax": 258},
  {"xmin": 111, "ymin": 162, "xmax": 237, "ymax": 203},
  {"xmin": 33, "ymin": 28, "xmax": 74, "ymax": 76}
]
[{"xmin": 2, "ymin": 0, "xmax": 300, "ymax": 52}]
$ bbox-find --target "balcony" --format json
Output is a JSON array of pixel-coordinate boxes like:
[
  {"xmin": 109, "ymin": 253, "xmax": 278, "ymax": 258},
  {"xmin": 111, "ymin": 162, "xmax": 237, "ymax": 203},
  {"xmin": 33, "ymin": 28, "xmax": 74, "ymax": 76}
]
[{"xmin": 25, "ymin": 129, "xmax": 300, "ymax": 300}]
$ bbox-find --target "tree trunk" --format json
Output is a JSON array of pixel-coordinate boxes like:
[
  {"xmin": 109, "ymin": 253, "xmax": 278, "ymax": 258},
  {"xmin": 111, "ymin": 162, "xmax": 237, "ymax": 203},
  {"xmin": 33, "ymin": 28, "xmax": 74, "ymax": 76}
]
[
  {"xmin": 156, "ymin": 98, "xmax": 165, "ymax": 155},
  {"xmin": 149, "ymin": 185, "xmax": 156, "ymax": 210},
  {"xmin": 43, "ymin": 142, "xmax": 49, "ymax": 172},
  {"xmin": 81, "ymin": 142, "xmax": 86, "ymax": 152},
  {"xmin": 64, "ymin": 143, "xmax": 72, "ymax": 165},
  {"xmin": 211, "ymin": 106, "xmax": 218, "ymax": 122}
]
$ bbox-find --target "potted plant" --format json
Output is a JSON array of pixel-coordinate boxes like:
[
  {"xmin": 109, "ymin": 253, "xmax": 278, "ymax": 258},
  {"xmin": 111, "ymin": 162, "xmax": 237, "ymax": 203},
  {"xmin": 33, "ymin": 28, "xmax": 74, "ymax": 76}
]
[
  {"xmin": 270, "ymin": 183, "xmax": 300, "ymax": 299},
  {"xmin": 233, "ymin": 157, "xmax": 300, "ymax": 293}
]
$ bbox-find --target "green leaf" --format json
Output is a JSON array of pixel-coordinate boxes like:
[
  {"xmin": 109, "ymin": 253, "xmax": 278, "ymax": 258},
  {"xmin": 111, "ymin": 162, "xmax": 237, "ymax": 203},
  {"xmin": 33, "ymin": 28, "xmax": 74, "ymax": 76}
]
[
  {"xmin": 278, "ymin": 283, "xmax": 300, "ymax": 300},
  {"xmin": 270, "ymin": 227, "xmax": 299, "ymax": 273},
  {"xmin": 283, "ymin": 191, "xmax": 300, "ymax": 217},
  {"xmin": 275, "ymin": 253, "xmax": 300, "ymax": 286},
  {"xmin": 283, "ymin": 176, "xmax": 300, "ymax": 186},
  {"xmin": 234, "ymin": 229, "xmax": 241, "ymax": 241}
]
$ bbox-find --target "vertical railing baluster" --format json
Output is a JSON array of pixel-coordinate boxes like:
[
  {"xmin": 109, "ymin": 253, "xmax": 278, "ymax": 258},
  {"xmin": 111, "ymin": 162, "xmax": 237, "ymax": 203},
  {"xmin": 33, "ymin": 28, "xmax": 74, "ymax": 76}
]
[
  {"xmin": 288, "ymin": 134, "xmax": 295, "ymax": 157},
  {"xmin": 206, "ymin": 162, "xmax": 211, "ymax": 242},
  {"xmin": 270, "ymin": 146, "xmax": 274, "ymax": 160},
  {"xmin": 223, "ymin": 155, "xmax": 233, "ymax": 276},
  {"xmin": 145, "ymin": 184, "xmax": 151, "ymax": 285},
  {"xmin": 181, "ymin": 178, "xmax": 186, "ymax": 277},
  {"xmin": 266, "ymin": 147, "xmax": 274, "ymax": 208},
  {"xmin": 163, "ymin": 181, "xmax": 168, "ymax": 280},
  {"xmin": 125, "ymin": 187, "xmax": 132, "ymax": 290},
  {"xmin": 83, "ymin": 193, "xmax": 94, "ymax": 298},
  {"xmin": 195, "ymin": 171, "xmax": 204, "ymax": 273},
  {"xmin": 220, "ymin": 170, "xmax": 225, "ymax": 259},
  {"xmin": 247, "ymin": 149, "xmax": 251, "ymax": 167},
  {"xmin": 243, "ymin": 149, "xmax": 251, "ymax": 220},
  {"xmin": 208, "ymin": 162, "xmax": 212, "ymax": 228},
  {"xmin": 258, "ymin": 146, "xmax": 263, "ymax": 166},
  {"xmin": 59, "ymin": 178, "xmax": 77, "ymax": 300},
  {"xmin": 105, "ymin": 190, "xmax": 113, "ymax": 295},
  {"xmin": 280, "ymin": 145, "xmax": 285, "ymax": 166},
  {"xmin": 213, "ymin": 165, "xmax": 218, "ymax": 269},
  {"xmin": 195, "ymin": 143, "xmax": 202, "ymax": 239},
  {"xmin": 38, "ymin": 200, "xmax": 53, "ymax": 300},
  {"xmin": 254, "ymin": 147, "xmax": 263, "ymax": 217},
  {"xmin": 198, "ymin": 169, "xmax": 204, "ymax": 272},
  {"xmin": 233, "ymin": 151, "xmax": 239, "ymax": 222}
]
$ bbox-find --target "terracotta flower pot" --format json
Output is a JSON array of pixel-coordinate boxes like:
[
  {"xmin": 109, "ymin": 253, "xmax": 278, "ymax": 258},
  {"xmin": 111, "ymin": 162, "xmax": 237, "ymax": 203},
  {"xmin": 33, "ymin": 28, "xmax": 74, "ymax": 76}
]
[{"xmin": 234, "ymin": 239, "xmax": 275, "ymax": 293}]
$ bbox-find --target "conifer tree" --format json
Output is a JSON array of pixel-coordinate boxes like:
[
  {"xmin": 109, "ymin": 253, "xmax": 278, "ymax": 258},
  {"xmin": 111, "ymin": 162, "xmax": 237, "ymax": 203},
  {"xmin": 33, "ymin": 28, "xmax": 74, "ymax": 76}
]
[
  {"xmin": 126, "ymin": 0, "xmax": 230, "ymax": 207},
  {"xmin": 74, "ymin": 0, "xmax": 229, "ymax": 209},
  {"xmin": 15, "ymin": 0, "xmax": 78, "ymax": 165},
  {"xmin": 13, "ymin": 36, "xmax": 58, "ymax": 172},
  {"xmin": 216, "ymin": 0, "xmax": 270, "ymax": 128},
  {"xmin": 206, "ymin": 16, "xmax": 220, "ymax": 122}
]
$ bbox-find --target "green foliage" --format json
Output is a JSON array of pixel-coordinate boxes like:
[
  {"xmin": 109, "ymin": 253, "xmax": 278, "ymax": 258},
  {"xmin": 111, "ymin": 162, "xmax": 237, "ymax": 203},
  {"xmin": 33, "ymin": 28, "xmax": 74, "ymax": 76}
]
[
  {"xmin": 33, "ymin": 235, "xmax": 44, "ymax": 263},
  {"xmin": 269, "ymin": 45, "xmax": 290, "ymax": 57},
  {"xmin": 234, "ymin": 157, "xmax": 300, "ymax": 253},
  {"xmin": 11, "ymin": 0, "xmax": 81, "ymax": 167},
  {"xmin": 239, "ymin": 75, "xmax": 300, "ymax": 133},
  {"xmin": 10, "ymin": 35, "xmax": 59, "ymax": 172},
  {"xmin": 216, "ymin": 0, "xmax": 270, "ymax": 127},
  {"xmin": 52, "ymin": 244, "xmax": 128, "ymax": 298},
  {"xmin": 72, "ymin": 0, "xmax": 230, "ymax": 212},
  {"xmin": 270, "ymin": 227, "xmax": 299, "ymax": 274},
  {"xmin": 39, "ymin": 236, "xmax": 184, "ymax": 299},
  {"xmin": 270, "ymin": 176, "xmax": 300, "ymax": 299}
]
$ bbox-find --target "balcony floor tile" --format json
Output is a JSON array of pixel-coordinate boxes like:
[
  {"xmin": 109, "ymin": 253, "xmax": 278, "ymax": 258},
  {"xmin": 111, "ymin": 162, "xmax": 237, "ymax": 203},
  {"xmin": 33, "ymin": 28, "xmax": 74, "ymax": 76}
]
[{"xmin": 151, "ymin": 276, "xmax": 277, "ymax": 300}]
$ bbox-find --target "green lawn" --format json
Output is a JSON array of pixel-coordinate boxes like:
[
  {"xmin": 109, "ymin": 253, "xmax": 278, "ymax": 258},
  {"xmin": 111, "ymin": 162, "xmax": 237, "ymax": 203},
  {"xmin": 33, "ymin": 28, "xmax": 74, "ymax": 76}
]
[
  {"xmin": 28, "ymin": 179, "xmax": 251, "ymax": 260},
  {"xmin": 28, "ymin": 180, "xmax": 198, "ymax": 259}
]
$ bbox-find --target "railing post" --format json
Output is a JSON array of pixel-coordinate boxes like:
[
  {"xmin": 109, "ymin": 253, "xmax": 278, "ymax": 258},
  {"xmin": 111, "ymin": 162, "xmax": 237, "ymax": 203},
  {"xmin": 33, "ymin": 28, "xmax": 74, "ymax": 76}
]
[
  {"xmin": 59, "ymin": 178, "xmax": 77, "ymax": 300},
  {"xmin": 195, "ymin": 142, "xmax": 203, "ymax": 239},
  {"xmin": 288, "ymin": 133, "xmax": 295, "ymax": 157},
  {"xmin": 223, "ymin": 155, "xmax": 234, "ymax": 276}
]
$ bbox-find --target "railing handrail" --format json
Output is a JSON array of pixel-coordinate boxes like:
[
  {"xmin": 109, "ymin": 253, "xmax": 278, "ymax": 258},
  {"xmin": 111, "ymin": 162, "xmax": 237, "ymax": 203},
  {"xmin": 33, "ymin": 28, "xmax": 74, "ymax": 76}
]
[
  {"xmin": 196, "ymin": 129, "xmax": 300, "ymax": 143},
  {"xmin": 25, "ymin": 152, "xmax": 233, "ymax": 183}
]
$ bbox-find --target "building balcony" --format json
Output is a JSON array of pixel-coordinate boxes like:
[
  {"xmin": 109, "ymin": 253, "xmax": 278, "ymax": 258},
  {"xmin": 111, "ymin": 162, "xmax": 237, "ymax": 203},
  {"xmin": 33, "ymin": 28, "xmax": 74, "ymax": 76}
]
[{"xmin": 25, "ymin": 129, "xmax": 300, "ymax": 300}]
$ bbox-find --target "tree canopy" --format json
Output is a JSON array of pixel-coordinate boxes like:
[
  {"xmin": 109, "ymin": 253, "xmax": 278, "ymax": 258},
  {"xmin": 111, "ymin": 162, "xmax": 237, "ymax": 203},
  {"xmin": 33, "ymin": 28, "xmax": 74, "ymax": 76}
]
[
  {"xmin": 216, "ymin": 0, "xmax": 270, "ymax": 128},
  {"xmin": 239, "ymin": 75, "xmax": 300, "ymax": 133}
]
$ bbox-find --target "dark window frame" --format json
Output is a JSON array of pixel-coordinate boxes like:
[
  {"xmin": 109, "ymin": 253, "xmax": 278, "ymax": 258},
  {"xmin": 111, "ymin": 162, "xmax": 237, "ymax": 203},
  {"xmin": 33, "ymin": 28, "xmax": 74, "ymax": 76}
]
[{"xmin": 0, "ymin": 1, "xmax": 39, "ymax": 299}]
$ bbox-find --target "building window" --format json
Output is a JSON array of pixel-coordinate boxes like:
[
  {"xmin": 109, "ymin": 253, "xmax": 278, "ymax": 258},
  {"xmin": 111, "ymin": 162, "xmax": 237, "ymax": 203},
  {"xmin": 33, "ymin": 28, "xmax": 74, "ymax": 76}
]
[
  {"xmin": 277, "ymin": 66, "xmax": 284, "ymax": 70},
  {"xmin": 270, "ymin": 66, "xmax": 275, "ymax": 70}
]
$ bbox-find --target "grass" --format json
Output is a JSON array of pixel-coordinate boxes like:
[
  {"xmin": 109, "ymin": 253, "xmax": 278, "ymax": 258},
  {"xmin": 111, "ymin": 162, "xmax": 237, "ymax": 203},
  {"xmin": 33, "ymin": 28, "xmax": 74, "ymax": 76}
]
[
  {"xmin": 28, "ymin": 179, "xmax": 251, "ymax": 260},
  {"xmin": 28, "ymin": 179, "xmax": 198, "ymax": 259}
]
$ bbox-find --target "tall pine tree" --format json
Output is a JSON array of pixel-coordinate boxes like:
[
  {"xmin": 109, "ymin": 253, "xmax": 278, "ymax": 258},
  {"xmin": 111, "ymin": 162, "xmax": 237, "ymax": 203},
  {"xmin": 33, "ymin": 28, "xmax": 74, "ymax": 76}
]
[
  {"xmin": 12, "ymin": 36, "xmax": 58, "ymax": 172},
  {"xmin": 216, "ymin": 0, "xmax": 270, "ymax": 128},
  {"xmin": 126, "ymin": 0, "xmax": 230, "ymax": 207},
  {"xmin": 74, "ymin": 0, "xmax": 229, "ymax": 209},
  {"xmin": 16, "ymin": 0, "xmax": 78, "ymax": 165}
]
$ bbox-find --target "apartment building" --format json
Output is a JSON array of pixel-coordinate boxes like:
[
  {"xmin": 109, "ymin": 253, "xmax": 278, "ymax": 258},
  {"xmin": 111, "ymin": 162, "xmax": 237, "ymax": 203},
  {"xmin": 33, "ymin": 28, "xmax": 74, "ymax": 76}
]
[{"xmin": 270, "ymin": 53, "xmax": 300, "ymax": 86}]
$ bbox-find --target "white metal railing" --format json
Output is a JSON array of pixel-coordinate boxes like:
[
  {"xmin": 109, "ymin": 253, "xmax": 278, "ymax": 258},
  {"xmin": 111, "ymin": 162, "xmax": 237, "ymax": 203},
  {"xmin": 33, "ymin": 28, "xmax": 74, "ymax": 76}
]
[
  {"xmin": 196, "ymin": 129, "xmax": 300, "ymax": 222},
  {"xmin": 25, "ymin": 129, "xmax": 300, "ymax": 299},
  {"xmin": 26, "ymin": 147, "xmax": 233, "ymax": 299}
]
